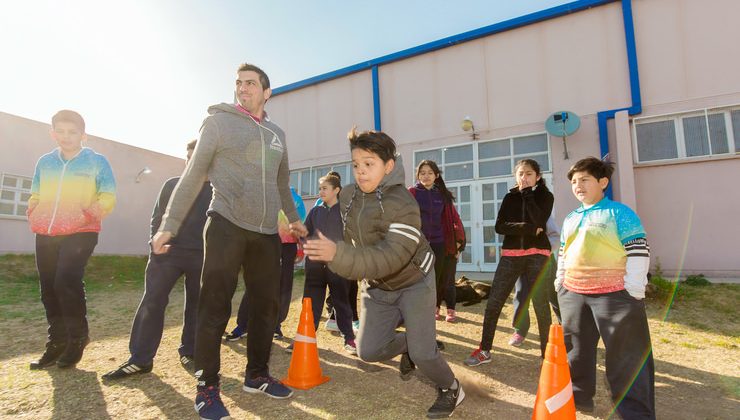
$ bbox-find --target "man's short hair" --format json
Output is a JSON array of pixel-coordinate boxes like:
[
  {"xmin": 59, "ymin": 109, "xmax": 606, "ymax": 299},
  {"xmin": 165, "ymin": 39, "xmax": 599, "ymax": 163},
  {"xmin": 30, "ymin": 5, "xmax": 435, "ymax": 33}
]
[
  {"xmin": 52, "ymin": 110, "xmax": 85, "ymax": 133},
  {"xmin": 237, "ymin": 63, "xmax": 270, "ymax": 90},
  {"xmin": 567, "ymin": 156, "xmax": 615, "ymax": 186},
  {"xmin": 186, "ymin": 139, "xmax": 197, "ymax": 150}
]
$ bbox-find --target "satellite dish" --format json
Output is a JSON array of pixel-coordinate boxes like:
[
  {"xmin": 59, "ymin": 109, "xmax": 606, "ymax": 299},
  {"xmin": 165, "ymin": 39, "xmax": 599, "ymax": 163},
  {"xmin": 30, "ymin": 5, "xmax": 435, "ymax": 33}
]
[{"xmin": 545, "ymin": 111, "xmax": 580, "ymax": 159}]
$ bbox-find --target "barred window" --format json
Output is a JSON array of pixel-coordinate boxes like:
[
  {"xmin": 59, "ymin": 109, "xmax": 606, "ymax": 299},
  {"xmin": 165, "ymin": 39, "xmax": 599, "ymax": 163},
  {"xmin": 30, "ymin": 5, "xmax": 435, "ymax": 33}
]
[
  {"xmin": 0, "ymin": 173, "xmax": 32, "ymax": 218},
  {"xmin": 634, "ymin": 107, "xmax": 740, "ymax": 163}
]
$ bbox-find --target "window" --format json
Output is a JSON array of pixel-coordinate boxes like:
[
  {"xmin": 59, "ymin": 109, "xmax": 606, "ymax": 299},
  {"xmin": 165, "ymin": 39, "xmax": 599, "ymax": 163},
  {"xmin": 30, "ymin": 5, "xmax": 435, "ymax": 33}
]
[
  {"xmin": 0, "ymin": 174, "xmax": 32, "ymax": 218},
  {"xmin": 290, "ymin": 162, "xmax": 354, "ymax": 197},
  {"xmin": 634, "ymin": 106, "xmax": 740, "ymax": 163},
  {"xmin": 415, "ymin": 133, "xmax": 551, "ymax": 181}
]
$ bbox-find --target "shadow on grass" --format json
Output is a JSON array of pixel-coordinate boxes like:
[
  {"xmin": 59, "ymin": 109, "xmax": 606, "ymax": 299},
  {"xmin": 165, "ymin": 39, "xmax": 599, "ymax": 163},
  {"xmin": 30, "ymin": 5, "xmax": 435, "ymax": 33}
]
[{"xmin": 48, "ymin": 367, "xmax": 110, "ymax": 420}]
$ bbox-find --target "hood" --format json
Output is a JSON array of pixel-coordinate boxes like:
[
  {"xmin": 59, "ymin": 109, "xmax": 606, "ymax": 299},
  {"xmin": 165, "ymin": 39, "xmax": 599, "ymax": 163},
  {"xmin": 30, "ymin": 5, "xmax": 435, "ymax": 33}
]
[
  {"xmin": 208, "ymin": 102, "xmax": 248, "ymax": 118},
  {"xmin": 377, "ymin": 154, "xmax": 406, "ymax": 192}
]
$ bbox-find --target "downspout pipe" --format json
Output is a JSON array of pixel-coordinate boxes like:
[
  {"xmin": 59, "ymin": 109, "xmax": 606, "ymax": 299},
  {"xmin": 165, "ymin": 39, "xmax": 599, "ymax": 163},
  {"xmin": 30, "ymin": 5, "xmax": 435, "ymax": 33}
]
[
  {"xmin": 372, "ymin": 65, "xmax": 381, "ymax": 130},
  {"xmin": 597, "ymin": 0, "xmax": 642, "ymax": 197}
]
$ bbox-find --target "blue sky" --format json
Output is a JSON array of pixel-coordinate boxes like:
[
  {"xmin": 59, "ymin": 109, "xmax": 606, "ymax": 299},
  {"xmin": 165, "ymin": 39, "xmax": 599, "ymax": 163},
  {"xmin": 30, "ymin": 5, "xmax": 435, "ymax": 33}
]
[{"xmin": 1, "ymin": 0, "xmax": 569, "ymax": 157}]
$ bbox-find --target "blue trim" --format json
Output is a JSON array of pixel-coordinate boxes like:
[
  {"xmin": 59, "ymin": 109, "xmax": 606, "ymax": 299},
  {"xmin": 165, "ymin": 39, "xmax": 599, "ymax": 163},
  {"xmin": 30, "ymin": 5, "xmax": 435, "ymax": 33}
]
[
  {"xmin": 372, "ymin": 65, "xmax": 381, "ymax": 130},
  {"xmin": 597, "ymin": 0, "xmax": 642, "ymax": 198},
  {"xmin": 272, "ymin": 0, "xmax": 616, "ymax": 95}
]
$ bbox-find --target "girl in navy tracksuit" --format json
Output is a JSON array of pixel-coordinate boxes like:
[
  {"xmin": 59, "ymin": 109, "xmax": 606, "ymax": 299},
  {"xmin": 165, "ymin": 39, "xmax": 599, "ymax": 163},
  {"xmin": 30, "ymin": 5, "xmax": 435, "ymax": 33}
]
[{"xmin": 303, "ymin": 173, "xmax": 357, "ymax": 354}]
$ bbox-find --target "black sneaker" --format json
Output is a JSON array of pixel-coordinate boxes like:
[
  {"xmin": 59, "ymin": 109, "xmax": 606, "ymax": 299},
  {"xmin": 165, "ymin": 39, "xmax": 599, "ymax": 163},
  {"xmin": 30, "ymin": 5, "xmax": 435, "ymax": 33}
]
[
  {"xmin": 223, "ymin": 326, "xmax": 245, "ymax": 342},
  {"xmin": 102, "ymin": 361, "xmax": 153, "ymax": 380},
  {"xmin": 30, "ymin": 341, "xmax": 67, "ymax": 370},
  {"xmin": 56, "ymin": 337, "xmax": 90, "ymax": 368},
  {"xmin": 575, "ymin": 399, "xmax": 595, "ymax": 413},
  {"xmin": 427, "ymin": 379, "xmax": 465, "ymax": 419},
  {"xmin": 399, "ymin": 352, "xmax": 416, "ymax": 380}
]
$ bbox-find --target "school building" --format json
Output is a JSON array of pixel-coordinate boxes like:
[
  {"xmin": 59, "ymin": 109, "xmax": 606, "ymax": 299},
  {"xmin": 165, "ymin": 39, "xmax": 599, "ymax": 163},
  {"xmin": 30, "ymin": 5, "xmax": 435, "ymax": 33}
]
[
  {"xmin": 267, "ymin": 0, "xmax": 740, "ymax": 279},
  {"xmin": 0, "ymin": 111, "xmax": 186, "ymax": 255}
]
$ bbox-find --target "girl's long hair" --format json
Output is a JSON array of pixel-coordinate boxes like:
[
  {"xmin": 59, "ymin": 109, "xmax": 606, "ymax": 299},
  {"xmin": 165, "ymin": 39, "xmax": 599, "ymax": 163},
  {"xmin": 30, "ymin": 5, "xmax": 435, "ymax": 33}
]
[{"xmin": 416, "ymin": 160, "xmax": 455, "ymax": 204}]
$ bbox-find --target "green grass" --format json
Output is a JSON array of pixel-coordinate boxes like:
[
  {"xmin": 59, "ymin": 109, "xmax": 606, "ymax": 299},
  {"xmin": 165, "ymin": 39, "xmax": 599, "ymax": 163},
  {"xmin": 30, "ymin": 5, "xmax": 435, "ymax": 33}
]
[{"xmin": 0, "ymin": 254, "xmax": 147, "ymax": 319}]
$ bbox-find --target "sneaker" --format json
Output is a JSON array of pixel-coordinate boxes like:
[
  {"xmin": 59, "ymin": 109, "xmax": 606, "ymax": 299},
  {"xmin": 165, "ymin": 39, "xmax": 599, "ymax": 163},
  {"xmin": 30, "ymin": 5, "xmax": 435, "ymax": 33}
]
[
  {"xmin": 344, "ymin": 339, "xmax": 357, "ymax": 355},
  {"xmin": 463, "ymin": 348, "xmax": 491, "ymax": 367},
  {"xmin": 180, "ymin": 355, "xmax": 195, "ymax": 373},
  {"xmin": 243, "ymin": 376, "xmax": 293, "ymax": 399},
  {"xmin": 274, "ymin": 327, "xmax": 284, "ymax": 339},
  {"xmin": 194, "ymin": 385, "xmax": 230, "ymax": 420},
  {"xmin": 426, "ymin": 379, "xmax": 465, "ymax": 419},
  {"xmin": 435, "ymin": 307, "xmax": 443, "ymax": 321},
  {"xmin": 508, "ymin": 332, "xmax": 525, "ymax": 347},
  {"xmin": 324, "ymin": 319, "xmax": 340, "ymax": 332},
  {"xmin": 223, "ymin": 326, "xmax": 245, "ymax": 342},
  {"xmin": 352, "ymin": 320, "xmax": 360, "ymax": 333},
  {"xmin": 399, "ymin": 352, "xmax": 416, "ymax": 380},
  {"xmin": 30, "ymin": 341, "xmax": 67, "ymax": 370},
  {"xmin": 102, "ymin": 361, "xmax": 153, "ymax": 380},
  {"xmin": 445, "ymin": 309, "xmax": 457, "ymax": 323},
  {"xmin": 285, "ymin": 342, "xmax": 294, "ymax": 353},
  {"xmin": 56, "ymin": 337, "xmax": 90, "ymax": 368}
]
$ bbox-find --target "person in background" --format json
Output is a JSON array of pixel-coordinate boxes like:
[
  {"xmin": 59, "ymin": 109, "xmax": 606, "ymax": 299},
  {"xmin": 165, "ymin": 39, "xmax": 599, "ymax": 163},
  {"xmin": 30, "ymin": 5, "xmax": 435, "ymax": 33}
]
[
  {"xmin": 408, "ymin": 160, "xmax": 465, "ymax": 323},
  {"xmin": 102, "ymin": 140, "xmax": 211, "ymax": 380},
  {"xmin": 508, "ymin": 215, "xmax": 562, "ymax": 347},
  {"xmin": 464, "ymin": 159, "xmax": 553, "ymax": 367},
  {"xmin": 557, "ymin": 157, "xmax": 654, "ymax": 417},
  {"xmin": 28, "ymin": 109, "xmax": 116, "ymax": 370}
]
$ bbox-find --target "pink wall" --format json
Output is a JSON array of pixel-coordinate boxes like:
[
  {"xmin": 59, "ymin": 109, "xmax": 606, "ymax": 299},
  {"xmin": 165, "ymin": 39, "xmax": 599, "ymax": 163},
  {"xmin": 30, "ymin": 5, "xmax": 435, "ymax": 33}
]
[
  {"xmin": 0, "ymin": 112, "xmax": 186, "ymax": 255},
  {"xmin": 634, "ymin": 158, "xmax": 740, "ymax": 277},
  {"xmin": 265, "ymin": 0, "xmax": 740, "ymax": 276}
]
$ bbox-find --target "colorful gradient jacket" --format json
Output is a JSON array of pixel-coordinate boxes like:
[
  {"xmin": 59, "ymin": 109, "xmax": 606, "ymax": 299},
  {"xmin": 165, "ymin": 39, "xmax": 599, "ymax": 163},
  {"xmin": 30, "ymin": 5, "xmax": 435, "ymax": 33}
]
[{"xmin": 27, "ymin": 148, "xmax": 116, "ymax": 236}]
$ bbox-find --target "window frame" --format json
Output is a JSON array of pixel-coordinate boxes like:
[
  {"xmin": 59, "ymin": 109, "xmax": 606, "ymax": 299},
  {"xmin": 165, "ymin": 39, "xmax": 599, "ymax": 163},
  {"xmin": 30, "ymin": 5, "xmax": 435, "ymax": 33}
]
[
  {"xmin": 290, "ymin": 162, "xmax": 354, "ymax": 198},
  {"xmin": 0, "ymin": 173, "xmax": 33, "ymax": 220},
  {"xmin": 632, "ymin": 105, "xmax": 740, "ymax": 164}
]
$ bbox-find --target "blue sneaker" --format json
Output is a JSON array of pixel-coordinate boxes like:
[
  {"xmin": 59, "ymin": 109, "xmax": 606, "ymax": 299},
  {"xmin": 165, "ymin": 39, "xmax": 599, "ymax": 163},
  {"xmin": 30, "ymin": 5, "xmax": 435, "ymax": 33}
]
[
  {"xmin": 194, "ymin": 386, "xmax": 230, "ymax": 420},
  {"xmin": 243, "ymin": 376, "xmax": 293, "ymax": 399}
]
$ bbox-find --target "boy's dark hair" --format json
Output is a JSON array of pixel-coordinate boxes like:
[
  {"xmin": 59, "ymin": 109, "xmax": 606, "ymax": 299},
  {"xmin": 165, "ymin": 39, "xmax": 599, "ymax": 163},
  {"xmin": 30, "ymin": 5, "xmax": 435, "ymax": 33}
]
[
  {"xmin": 567, "ymin": 157, "xmax": 615, "ymax": 189},
  {"xmin": 416, "ymin": 160, "xmax": 455, "ymax": 203},
  {"xmin": 52, "ymin": 110, "xmax": 85, "ymax": 133},
  {"xmin": 348, "ymin": 126, "xmax": 396, "ymax": 163},
  {"xmin": 186, "ymin": 139, "xmax": 197, "ymax": 150},
  {"xmin": 237, "ymin": 63, "xmax": 270, "ymax": 90},
  {"xmin": 515, "ymin": 158, "xmax": 546, "ymax": 187},
  {"xmin": 319, "ymin": 172, "xmax": 342, "ymax": 190}
]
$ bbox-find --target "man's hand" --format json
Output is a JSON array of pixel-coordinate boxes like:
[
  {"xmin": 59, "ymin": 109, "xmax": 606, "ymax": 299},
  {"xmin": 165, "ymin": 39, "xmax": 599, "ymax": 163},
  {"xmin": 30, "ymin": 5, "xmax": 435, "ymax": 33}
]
[
  {"xmin": 303, "ymin": 231, "xmax": 337, "ymax": 262},
  {"xmin": 151, "ymin": 231, "xmax": 173, "ymax": 254},
  {"xmin": 289, "ymin": 220, "xmax": 308, "ymax": 238}
]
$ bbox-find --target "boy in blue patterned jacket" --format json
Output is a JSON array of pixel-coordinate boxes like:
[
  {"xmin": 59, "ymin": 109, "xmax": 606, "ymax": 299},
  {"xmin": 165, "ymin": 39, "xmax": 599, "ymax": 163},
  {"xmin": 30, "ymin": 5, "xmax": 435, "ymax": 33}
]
[{"xmin": 556, "ymin": 157, "xmax": 654, "ymax": 419}]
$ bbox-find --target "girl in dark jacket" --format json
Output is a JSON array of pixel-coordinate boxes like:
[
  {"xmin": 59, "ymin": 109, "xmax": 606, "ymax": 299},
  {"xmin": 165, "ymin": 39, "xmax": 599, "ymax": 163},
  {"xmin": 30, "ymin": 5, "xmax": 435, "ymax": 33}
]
[
  {"xmin": 409, "ymin": 160, "xmax": 466, "ymax": 322},
  {"xmin": 302, "ymin": 172, "xmax": 357, "ymax": 354},
  {"xmin": 464, "ymin": 159, "xmax": 554, "ymax": 366}
]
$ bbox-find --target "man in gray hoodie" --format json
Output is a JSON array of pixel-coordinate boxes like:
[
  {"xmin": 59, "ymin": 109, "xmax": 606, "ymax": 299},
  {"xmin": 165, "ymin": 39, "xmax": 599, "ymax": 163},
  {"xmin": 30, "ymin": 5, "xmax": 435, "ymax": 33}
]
[{"xmin": 152, "ymin": 63, "xmax": 307, "ymax": 420}]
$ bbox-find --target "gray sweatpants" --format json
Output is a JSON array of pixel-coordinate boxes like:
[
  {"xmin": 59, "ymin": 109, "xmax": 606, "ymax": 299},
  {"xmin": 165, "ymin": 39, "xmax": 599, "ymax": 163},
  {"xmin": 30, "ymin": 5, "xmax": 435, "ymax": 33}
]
[{"xmin": 357, "ymin": 269, "xmax": 455, "ymax": 388}]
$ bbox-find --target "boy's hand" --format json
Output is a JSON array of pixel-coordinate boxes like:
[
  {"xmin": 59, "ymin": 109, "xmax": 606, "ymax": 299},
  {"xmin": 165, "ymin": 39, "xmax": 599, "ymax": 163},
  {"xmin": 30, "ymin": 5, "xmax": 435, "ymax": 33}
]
[
  {"xmin": 289, "ymin": 221, "xmax": 308, "ymax": 238},
  {"xmin": 151, "ymin": 231, "xmax": 172, "ymax": 254},
  {"xmin": 303, "ymin": 231, "xmax": 336, "ymax": 262}
]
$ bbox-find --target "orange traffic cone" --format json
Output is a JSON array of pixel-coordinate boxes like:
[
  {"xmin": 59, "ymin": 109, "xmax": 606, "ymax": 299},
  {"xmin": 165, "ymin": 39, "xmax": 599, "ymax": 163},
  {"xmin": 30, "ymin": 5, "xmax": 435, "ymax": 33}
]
[
  {"xmin": 282, "ymin": 297, "xmax": 330, "ymax": 390},
  {"xmin": 532, "ymin": 323, "xmax": 576, "ymax": 420}
]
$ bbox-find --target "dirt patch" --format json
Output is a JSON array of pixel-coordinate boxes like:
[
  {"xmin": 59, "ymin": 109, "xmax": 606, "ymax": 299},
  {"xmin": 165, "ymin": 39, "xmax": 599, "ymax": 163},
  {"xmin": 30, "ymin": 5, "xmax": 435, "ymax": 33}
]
[{"xmin": 1, "ymin": 275, "xmax": 738, "ymax": 419}]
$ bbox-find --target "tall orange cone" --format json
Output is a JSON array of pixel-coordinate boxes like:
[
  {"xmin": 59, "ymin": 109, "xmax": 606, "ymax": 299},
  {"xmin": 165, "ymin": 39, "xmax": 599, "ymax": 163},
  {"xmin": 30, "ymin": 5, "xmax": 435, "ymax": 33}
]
[
  {"xmin": 532, "ymin": 323, "xmax": 576, "ymax": 420},
  {"xmin": 282, "ymin": 297, "xmax": 330, "ymax": 390}
]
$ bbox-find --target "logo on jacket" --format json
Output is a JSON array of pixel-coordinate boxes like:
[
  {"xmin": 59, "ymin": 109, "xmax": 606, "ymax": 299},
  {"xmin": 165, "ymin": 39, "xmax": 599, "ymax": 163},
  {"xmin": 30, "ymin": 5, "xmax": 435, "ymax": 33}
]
[{"xmin": 269, "ymin": 134, "xmax": 283, "ymax": 152}]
